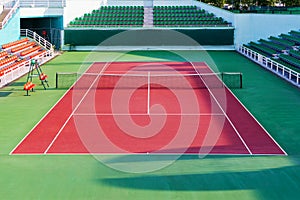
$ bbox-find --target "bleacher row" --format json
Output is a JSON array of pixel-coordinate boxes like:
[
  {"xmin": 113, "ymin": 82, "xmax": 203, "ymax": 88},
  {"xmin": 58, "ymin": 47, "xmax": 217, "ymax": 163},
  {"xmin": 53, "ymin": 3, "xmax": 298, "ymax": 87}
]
[
  {"xmin": 153, "ymin": 6, "xmax": 228, "ymax": 26},
  {"xmin": 69, "ymin": 6, "xmax": 144, "ymax": 27},
  {"xmin": 0, "ymin": 38, "xmax": 46, "ymax": 78},
  {"xmin": 68, "ymin": 5, "xmax": 229, "ymax": 27},
  {"xmin": 243, "ymin": 30, "xmax": 300, "ymax": 73}
]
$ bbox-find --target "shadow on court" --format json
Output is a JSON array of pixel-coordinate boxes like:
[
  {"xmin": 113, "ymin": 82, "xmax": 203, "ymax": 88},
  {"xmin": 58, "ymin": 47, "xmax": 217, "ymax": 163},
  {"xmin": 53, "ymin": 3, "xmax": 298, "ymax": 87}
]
[
  {"xmin": 127, "ymin": 51, "xmax": 188, "ymax": 62},
  {"xmin": 99, "ymin": 163, "xmax": 300, "ymax": 199},
  {"xmin": 0, "ymin": 91, "xmax": 12, "ymax": 97},
  {"xmin": 8, "ymin": 82, "xmax": 27, "ymax": 87}
]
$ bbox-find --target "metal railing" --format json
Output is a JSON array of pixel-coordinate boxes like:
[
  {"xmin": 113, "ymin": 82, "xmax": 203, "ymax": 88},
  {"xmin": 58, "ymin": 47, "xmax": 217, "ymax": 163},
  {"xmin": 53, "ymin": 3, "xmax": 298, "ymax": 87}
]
[
  {"xmin": 21, "ymin": 29, "xmax": 53, "ymax": 51},
  {"xmin": 237, "ymin": 45, "xmax": 300, "ymax": 88},
  {"xmin": 0, "ymin": 0, "xmax": 16, "ymax": 7},
  {"xmin": 0, "ymin": 0, "xmax": 19, "ymax": 30},
  {"xmin": 0, "ymin": 29, "xmax": 55, "ymax": 88},
  {"xmin": 19, "ymin": 0, "xmax": 66, "ymax": 7}
]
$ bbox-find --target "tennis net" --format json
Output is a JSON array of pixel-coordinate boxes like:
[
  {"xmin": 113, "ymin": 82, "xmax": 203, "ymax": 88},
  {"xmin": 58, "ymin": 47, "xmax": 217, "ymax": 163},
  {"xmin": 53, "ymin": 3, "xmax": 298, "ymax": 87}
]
[{"xmin": 55, "ymin": 72, "xmax": 242, "ymax": 90}]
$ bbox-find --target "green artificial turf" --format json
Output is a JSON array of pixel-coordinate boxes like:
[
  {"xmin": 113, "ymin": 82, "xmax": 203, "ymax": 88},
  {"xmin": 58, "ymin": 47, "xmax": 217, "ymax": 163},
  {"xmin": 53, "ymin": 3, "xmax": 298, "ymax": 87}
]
[{"xmin": 0, "ymin": 50, "xmax": 300, "ymax": 200}]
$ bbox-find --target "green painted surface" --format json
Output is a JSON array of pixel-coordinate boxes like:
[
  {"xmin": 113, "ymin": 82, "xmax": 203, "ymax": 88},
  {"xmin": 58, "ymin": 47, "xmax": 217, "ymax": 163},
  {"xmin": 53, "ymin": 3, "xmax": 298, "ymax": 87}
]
[
  {"xmin": 0, "ymin": 51, "xmax": 300, "ymax": 200},
  {"xmin": 64, "ymin": 28, "xmax": 234, "ymax": 46}
]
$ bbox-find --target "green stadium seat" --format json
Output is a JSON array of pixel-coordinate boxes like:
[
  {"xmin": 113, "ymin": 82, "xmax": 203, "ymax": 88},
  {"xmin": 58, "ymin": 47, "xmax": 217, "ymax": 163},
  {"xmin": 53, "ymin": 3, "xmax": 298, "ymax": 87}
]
[
  {"xmin": 289, "ymin": 30, "xmax": 300, "ymax": 37},
  {"xmin": 280, "ymin": 33, "xmax": 300, "ymax": 45},
  {"xmin": 248, "ymin": 42, "xmax": 277, "ymax": 56},
  {"xmin": 269, "ymin": 36, "xmax": 295, "ymax": 47},
  {"xmin": 289, "ymin": 50, "xmax": 300, "ymax": 59},
  {"xmin": 258, "ymin": 39, "xmax": 287, "ymax": 52},
  {"xmin": 153, "ymin": 5, "xmax": 230, "ymax": 27},
  {"xmin": 68, "ymin": 5, "xmax": 230, "ymax": 28},
  {"xmin": 279, "ymin": 54, "xmax": 300, "ymax": 68},
  {"xmin": 68, "ymin": 6, "xmax": 145, "ymax": 28}
]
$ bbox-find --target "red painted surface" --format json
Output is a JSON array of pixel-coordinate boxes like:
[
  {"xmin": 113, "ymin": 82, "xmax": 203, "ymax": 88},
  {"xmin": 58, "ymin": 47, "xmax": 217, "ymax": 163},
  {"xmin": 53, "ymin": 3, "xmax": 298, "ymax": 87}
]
[{"xmin": 11, "ymin": 62, "xmax": 285, "ymax": 155}]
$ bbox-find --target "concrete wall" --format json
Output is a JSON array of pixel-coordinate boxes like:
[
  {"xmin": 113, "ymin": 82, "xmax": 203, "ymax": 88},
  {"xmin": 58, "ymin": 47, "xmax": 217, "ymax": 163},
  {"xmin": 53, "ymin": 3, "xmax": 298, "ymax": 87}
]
[
  {"xmin": 20, "ymin": 7, "xmax": 63, "ymax": 18},
  {"xmin": 233, "ymin": 14, "xmax": 300, "ymax": 46},
  {"xmin": 0, "ymin": 8, "xmax": 20, "ymax": 45},
  {"xmin": 194, "ymin": 1, "xmax": 234, "ymax": 25}
]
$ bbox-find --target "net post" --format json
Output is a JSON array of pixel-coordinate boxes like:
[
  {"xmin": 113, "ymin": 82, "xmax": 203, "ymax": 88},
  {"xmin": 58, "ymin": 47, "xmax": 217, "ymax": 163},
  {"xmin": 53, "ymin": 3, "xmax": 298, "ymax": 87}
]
[
  {"xmin": 55, "ymin": 72, "xmax": 58, "ymax": 89},
  {"xmin": 221, "ymin": 72, "xmax": 224, "ymax": 88},
  {"xmin": 240, "ymin": 72, "xmax": 243, "ymax": 89}
]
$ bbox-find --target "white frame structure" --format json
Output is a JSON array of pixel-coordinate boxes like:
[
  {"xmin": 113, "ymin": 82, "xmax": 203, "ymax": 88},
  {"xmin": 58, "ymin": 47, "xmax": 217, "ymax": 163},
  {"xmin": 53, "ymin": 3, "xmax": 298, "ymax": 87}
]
[
  {"xmin": 0, "ymin": 0, "xmax": 19, "ymax": 29},
  {"xmin": 21, "ymin": 29, "xmax": 53, "ymax": 50},
  {"xmin": 0, "ymin": 29, "xmax": 54, "ymax": 88}
]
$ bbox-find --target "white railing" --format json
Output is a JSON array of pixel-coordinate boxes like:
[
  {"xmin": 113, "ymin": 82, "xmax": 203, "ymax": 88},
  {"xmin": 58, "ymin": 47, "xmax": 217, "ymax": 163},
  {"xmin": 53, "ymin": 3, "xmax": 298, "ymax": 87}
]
[
  {"xmin": 0, "ymin": 29, "xmax": 55, "ymax": 88},
  {"xmin": 237, "ymin": 45, "xmax": 300, "ymax": 87},
  {"xmin": 21, "ymin": 29, "xmax": 53, "ymax": 51},
  {"xmin": 0, "ymin": 50, "xmax": 52, "ymax": 88},
  {"xmin": 0, "ymin": 60, "xmax": 28, "ymax": 87},
  {"xmin": 0, "ymin": 0, "xmax": 16, "ymax": 7},
  {"xmin": 19, "ymin": 0, "xmax": 66, "ymax": 7},
  {"xmin": 0, "ymin": 0, "xmax": 19, "ymax": 30}
]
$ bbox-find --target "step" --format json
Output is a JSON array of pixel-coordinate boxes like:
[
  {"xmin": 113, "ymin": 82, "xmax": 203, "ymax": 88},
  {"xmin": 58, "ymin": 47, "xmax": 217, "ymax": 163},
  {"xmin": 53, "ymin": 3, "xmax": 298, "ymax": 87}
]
[{"xmin": 143, "ymin": 7, "xmax": 153, "ymax": 27}]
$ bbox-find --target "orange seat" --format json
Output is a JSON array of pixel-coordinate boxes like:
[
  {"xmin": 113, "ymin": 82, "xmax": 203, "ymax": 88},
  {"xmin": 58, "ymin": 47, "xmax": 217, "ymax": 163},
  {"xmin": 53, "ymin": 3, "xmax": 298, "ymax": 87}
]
[
  {"xmin": 30, "ymin": 50, "xmax": 46, "ymax": 59},
  {"xmin": 39, "ymin": 73, "xmax": 48, "ymax": 81},
  {"xmin": 24, "ymin": 82, "xmax": 35, "ymax": 91},
  {"xmin": 0, "ymin": 55, "xmax": 17, "ymax": 66},
  {"xmin": 0, "ymin": 51, "xmax": 8, "ymax": 59},
  {"xmin": 20, "ymin": 46, "xmax": 41, "ymax": 56},
  {"xmin": 11, "ymin": 42, "xmax": 36, "ymax": 53},
  {"xmin": 2, "ymin": 38, "xmax": 29, "ymax": 49}
]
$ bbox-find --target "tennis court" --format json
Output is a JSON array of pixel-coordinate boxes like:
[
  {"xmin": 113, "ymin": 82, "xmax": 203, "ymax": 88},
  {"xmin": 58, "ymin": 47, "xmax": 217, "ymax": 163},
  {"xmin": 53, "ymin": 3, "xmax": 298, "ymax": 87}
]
[
  {"xmin": 2, "ymin": 50, "xmax": 300, "ymax": 200},
  {"xmin": 11, "ymin": 61, "xmax": 286, "ymax": 155}
]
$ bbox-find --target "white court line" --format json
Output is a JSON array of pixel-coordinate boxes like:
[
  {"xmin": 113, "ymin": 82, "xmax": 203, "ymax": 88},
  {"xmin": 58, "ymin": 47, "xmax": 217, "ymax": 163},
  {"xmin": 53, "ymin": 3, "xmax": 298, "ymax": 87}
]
[
  {"xmin": 73, "ymin": 113, "xmax": 225, "ymax": 116},
  {"xmin": 11, "ymin": 152, "xmax": 287, "ymax": 156},
  {"xmin": 147, "ymin": 71, "xmax": 150, "ymax": 115},
  {"xmin": 11, "ymin": 61, "xmax": 287, "ymax": 156},
  {"xmin": 9, "ymin": 62, "xmax": 95, "ymax": 155},
  {"xmin": 216, "ymin": 69, "xmax": 288, "ymax": 155},
  {"xmin": 191, "ymin": 63, "xmax": 253, "ymax": 155},
  {"xmin": 43, "ymin": 63, "xmax": 109, "ymax": 154},
  {"xmin": 9, "ymin": 90, "xmax": 71, "ymax": 155}
]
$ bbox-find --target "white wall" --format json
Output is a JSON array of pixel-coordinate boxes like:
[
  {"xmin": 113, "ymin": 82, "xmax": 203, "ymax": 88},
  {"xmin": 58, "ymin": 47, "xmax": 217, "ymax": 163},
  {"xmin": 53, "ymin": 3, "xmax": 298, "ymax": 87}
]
[
  {"xmin": 195, "ymin": 1, "xmax": 300, "ymax": 46},
  {"xmin": 194, "ymin": 1, "xmax": 234, "ymax": 25},
  {"xmin": 20, "ymin": 7, "xmax": 64, "ymax": 17},
  {"xmin": 234, "ymin": 14, "xmax": 300, "ymax": 46}
]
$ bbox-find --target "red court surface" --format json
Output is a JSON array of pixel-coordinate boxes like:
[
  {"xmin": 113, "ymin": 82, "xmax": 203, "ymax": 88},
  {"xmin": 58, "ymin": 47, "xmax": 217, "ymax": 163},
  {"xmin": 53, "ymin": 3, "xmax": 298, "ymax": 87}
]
[{"xmin": 11, "ymin": 62, "xmax": 287, "ymax": 155}]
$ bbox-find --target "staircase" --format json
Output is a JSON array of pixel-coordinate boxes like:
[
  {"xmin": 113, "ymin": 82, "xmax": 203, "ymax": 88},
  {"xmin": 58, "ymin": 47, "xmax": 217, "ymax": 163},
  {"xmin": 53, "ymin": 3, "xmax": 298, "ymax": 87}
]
[
  {"xmin": 143, "ymin": 7, "xmax": 153, "ymax": 28},
  {"xmin": 0, "ymin": 0, "xmax": 19, "ymax": 30},
  {"xmin": 0, "ymin": 9, "xmax": 10, "ymax": 29}
]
